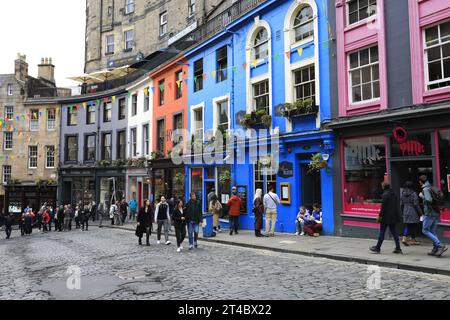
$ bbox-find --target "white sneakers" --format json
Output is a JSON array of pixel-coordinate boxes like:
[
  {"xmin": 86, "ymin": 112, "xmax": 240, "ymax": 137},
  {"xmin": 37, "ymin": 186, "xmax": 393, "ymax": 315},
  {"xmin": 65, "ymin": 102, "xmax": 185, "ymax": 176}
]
[
  {"xmin": 295, "ymin": 232, "xmax": 299, "ymax": 236},
  {"xmin": 166, "ymin": 241, "xmax": 171, "ymax": 245},
  {"xmin": 157, "ymin": 241, "xmax": 161, "ymax": 245},
  {"xmin": 300, "ymin": 232, "xmax": 305, "ymax": 236},
  {"xmin": 177, "ymin": 248, "xmax": 181, "ymax": 253}
]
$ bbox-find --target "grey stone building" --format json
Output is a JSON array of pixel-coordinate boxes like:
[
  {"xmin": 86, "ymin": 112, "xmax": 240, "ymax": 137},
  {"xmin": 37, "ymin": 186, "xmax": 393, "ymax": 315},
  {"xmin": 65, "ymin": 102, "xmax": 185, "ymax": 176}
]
[
  {"xmin": 0, "ymin": 54, "xmax": 69, "ymax": 216},
  {"xmin": 85, "ymin": 0, "xmax": 237, "ymax": 73}
]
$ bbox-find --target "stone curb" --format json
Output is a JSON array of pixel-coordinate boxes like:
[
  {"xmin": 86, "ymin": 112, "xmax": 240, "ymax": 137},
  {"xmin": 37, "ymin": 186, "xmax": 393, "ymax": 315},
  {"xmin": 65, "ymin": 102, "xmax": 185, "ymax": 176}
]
[{"xmin": 102, "ymin": 225, "xmax": 450, "ymax": 277}]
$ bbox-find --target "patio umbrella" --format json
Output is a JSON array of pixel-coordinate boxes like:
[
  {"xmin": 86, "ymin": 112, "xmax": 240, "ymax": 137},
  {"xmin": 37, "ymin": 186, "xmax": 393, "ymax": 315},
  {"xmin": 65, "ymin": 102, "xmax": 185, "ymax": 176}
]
[
  {"xmin": 88, "ymin": 69, "xmax": 123, "ymax": 82},
  {"xmin": 67, "ymin": 74, "xmax": 102, "ymax": 84},
  {"xmin": 114, "ymin": 65, "xmax": 137, "ymax": 77}
]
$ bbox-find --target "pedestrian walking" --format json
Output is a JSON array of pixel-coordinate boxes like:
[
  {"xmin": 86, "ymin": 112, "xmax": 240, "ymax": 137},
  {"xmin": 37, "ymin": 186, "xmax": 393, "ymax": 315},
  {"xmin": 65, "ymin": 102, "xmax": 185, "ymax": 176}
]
[
  {"xmin": 209, "ymin": 195, "xmax": 222, "ymax": 234},
  {"xmin": 81, "ymin": 205, "xmax": 90, "ymax": 231},
  {"xmin": 119, "ymin": 199, "xmax": 129, "ymax": 225},
  {"xmin": 419, "ymin": 175, "xmax": 447, "ymax": 257},
  {"xmin": 136, "ymin": 200, "xmax": 154, "ymax": 246},
  {"xmin": 24, "ymin": 209, "xmax": 34, "ymax": 235},
  {"xmin": 42, "ymin": 209, "xmax": 51, "ymax": 233},
  {"xmin": 74, "ymin": 205, "xmax": 81, "ymax": 229},
  {"xmin": 186, "ymin": 192, "xmax": 202, "ymax": 250},
  {"xmin": 37, "ymin": 204, "xmax": 45, "ymax": 232},
  {"xmin": 63, "ymin": 205, "xmax": 71, "ymax": 231},
  {"xmin": 19, "ymin": 212, "xmax": 25, "ymax": 236},
  {"xmin": 129, "ymin": 195, "xmax": 138, "ymax": 222},
  {"xmin": 154, "ymin": 197, "xmax": 171, "ymax": 245},
  {"xmin": 68, "ymin": 204, "xmax": 74, "ymax": 231},
  {"xmin": 252, "ymin": 189, "xmax": 265, "ymax": 237},
  {"xmin": 173, "ymin": 200, "xmax": 187, "ymax": 252},
  {"xmin": 4, "ymin": 212, "xmax": 14, "ymax": 239},
  {"xmin": 370, "ymin": 182, "xmax": 403, "ymax": 254},
  {"xmin": 263, "ymin": 186, "xmax": 280, "ymax": 237},
  {"xmin": 98, "ymin": 202, "xmax": 105, "ymax": 227},
  {"xmin": 227, "ymin": 187, "xmax": 242, "ymax": 236},
  {"xmin": 400, "ymin": 181, "xmax": 422, "ymax": 246},
  {"xmin": 90, "ymin": 201, "xmax": 96, "ymax": 222}
]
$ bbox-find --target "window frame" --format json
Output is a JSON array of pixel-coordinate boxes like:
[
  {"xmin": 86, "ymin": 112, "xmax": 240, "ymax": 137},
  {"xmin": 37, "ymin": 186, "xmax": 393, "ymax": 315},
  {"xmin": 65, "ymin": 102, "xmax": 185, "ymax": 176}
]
[
  {"xmin": 130, "ymin": 127, "xmax": 137, "ymax": 157},
  {"xmin": 30, "ymin": 109, "xmax": 39, "ymax": 132},
  {"xmin": 86, "ymin": 104, "xmax": 96, "ymax": 125},
  {"xmin": 65, "ymin": 135, "xmax": 78, "ymax": 163},
  {"xmin": 103, "ymin": 102, "xmax": 112, "ymax": 123},
  {"xmin": 175, "ymin": 71, "xmax": 183, "ymax": 99},
  {"xmin": 117, "ymin": 130, "xmax": 126, "ymax": 160},
  {"xmin": 192, "ymin": 107, "xmax": 204, "ymax": 141},
  {"xmin": 216, "ymin": 46, "xmax": 228, "ymax": 82},
  {"xmin": 293, "ymin": 5, "xmax": 315, "ymax": 43},
  {"xmin": 347, "ymin": 45, "xmax": 380, "ymax": 105},
  {"xmin": 7, "ymin": 84, "xmax": 13, "ymax": 96},
  {"xmin": 160, "ymin": 11, "xmax": 168, "ymax": 37},
  {"xmin": 144, "ymin": 87, "xmax": 150, "ymax": 111},
  {"xmin": 346, "ymin": 0, "xmax": 377, "ymax": 26},
  {"xmin": 188, "ymin": 0, "xmax": 196, "ymax": 17},
  {"xmin": 253, "ymin": 160, "xmax": 277, "ymax": 196},
  {"xmin": 67, "ymin": 106, "xmax": 78, "ymax": 126},
  {"xmin": 106, "ymin": 34, "xmax": 115, "ymax": 54},
  {"xmin": 253, "ymin": 28, "xmax": 269, "ymax": 61},
  {"xmin": 84, "ymin": 134, "xmax": 97, "ymax": 163},
  {"xmin": 3, "ymin": 132, "xmax": 13, "ymax": 150},
  {"xmin": 158, "ymin": 79, "xmax": 165, "ymax": 106},
  {"xmin": 47, "ymin": 108, "xmax": 56, "ymax": 130},
  {"xmin": 2, "ymin": 165, "xmax": 11, "ymax": 185},
  {"xmin": 102, "ymin": 132, "xmax": 113, "ymax": 161},
  {"xmin": 142, "ymin": 123, "xmax": 150, "ymax": 156},
  {"xmin": 45, "ymin": 146, "xmax": 55, "ymax": 169},
  {"xmin": 194, "ymin": 59, "xmax": 204, "ymax": 92},
  {"xmin": 4, "ymin": 106, "xmax": 14, "ymax": 120},
  {"xmin": 132, "ymin": 94, "xmax": 138, "ymax": 116},
  {"xmin": 423, "ymin": 19, "xmax": 450, "ymax": 91},
  {"xmin": 252, "ymin": 79, "xmax": 270, "ymax": 113},
  {"xmin": 124, "ymin": 30, "xmax": 134, "ymax": 51},
  {"xmin": 156, "ymin": 118, "xmax": 166, "ymax": 153},
  {"xmin": 28, "ymin": 145, "xmax": 38, "ymax": 169},
  {"xmin": 118, "ymin": 97, "xmax": 126, "ymax": 120},
  {"xmin": 293, "ymin": 64, "xmax": 316, "ymax": 104},
  {"xmin": 125, "ymin": 0, "xmax": 135, "ymax": 15}
]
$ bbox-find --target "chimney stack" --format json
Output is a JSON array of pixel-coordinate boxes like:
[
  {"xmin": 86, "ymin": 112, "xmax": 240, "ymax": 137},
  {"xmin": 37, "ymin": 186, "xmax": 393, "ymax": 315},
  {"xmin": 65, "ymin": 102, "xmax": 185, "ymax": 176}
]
[
  {"xmin": 15, "ymin": 53, "xmax": 28, "ymax": 82},
  {"xmin": 38, "ymin": 57, "xmax": 55, "ymax": 84}
]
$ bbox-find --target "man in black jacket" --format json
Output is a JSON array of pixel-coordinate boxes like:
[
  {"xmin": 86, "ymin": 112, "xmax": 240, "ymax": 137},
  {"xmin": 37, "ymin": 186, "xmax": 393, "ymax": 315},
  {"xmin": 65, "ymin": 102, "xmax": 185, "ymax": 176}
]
[
  {"xmin": 4, "ymin": 213, "xmax": 14, "ymax": 239},
  {"xmin": 370, "ymin": 182, "xmax": 402, "ymax": 254}
]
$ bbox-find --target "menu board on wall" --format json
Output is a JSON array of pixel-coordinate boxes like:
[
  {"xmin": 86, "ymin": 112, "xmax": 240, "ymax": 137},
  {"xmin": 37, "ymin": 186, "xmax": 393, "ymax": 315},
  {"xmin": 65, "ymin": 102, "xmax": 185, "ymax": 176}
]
[{"xmin": 237, "ymin": 185, "xmax": 247, "ymax": 214}]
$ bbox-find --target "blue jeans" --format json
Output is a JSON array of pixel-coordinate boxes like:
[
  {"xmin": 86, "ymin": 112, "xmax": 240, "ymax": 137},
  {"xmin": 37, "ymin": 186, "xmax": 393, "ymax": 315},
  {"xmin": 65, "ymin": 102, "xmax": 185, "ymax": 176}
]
[
  {"xmin": 229, "ymin": 216, "xmax": 239, "ymax": 232},
  {"xmin": 422, "ymin": 215, "xmax": 441, "ymax": 248},
  {"xmin": 188, "ymin": 222, "xmax": 199, "ymax": 247}
]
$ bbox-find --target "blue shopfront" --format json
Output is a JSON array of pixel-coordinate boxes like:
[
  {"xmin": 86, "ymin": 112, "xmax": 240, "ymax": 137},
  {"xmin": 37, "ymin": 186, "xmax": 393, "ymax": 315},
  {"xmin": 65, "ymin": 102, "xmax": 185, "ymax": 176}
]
[{"xmin": 184, "ymin": 0, "xmax": 335, "ymax": 234}]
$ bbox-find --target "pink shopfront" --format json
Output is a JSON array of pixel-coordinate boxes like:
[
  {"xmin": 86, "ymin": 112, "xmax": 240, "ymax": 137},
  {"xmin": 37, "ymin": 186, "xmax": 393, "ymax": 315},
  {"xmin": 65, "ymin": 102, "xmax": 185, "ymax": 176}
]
[{"xmin": 338, "ymin": 127, "xmax": 450, "ymax": 236}]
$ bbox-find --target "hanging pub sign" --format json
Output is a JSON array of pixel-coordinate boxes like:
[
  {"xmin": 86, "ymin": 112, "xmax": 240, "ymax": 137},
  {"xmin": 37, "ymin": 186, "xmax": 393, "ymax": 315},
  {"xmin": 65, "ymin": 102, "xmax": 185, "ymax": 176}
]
[
  {"xmin": 278, "ymin": 161, "xmax": 294, "ymax": 178},
  {"xmin": 391, "ymin": 127, "xmax": 431, "ymax": 157}
]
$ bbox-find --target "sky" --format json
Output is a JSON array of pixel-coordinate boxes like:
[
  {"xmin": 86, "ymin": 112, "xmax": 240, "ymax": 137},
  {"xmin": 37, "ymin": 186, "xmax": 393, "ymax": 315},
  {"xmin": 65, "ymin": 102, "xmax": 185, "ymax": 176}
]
[{"xmin": 0, "ymin": 0, "xmax": 86, "ymax": 90}]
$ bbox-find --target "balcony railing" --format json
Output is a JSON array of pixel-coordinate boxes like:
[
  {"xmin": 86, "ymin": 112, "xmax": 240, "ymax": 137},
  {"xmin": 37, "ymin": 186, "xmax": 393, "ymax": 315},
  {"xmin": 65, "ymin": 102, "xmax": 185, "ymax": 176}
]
[{"xmin": 180, "ymin": 0, "xmax": 268, "ymax": 46}]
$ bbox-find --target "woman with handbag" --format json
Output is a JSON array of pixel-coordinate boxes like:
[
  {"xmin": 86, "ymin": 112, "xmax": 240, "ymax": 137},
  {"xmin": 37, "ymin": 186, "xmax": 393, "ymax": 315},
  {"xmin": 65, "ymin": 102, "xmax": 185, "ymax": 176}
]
[
  {"xmin": 172, "ymin": 200, "xmax": 187, "ymax": 253},
  {"xmin": 252, "ymin": 189, "xmax": 265, "ymax": 237},
  {"xmin": 136, "ymin": 200, "xmax": 154, "ymax": 246},
  {"xmin": 400, "ymin": 181, "xmax": 422, "ymax": 246}
]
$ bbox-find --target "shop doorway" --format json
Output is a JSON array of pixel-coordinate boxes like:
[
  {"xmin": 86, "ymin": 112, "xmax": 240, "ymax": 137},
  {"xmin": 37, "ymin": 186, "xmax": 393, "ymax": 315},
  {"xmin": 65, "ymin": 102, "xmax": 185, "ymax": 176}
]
[
  {"xmin": 391, "ymin": 160, "xmax": 434, "ymax": 196},
  {"xmin": 300, "ymin": 163, "xmax": 322, "ymax": 209}
]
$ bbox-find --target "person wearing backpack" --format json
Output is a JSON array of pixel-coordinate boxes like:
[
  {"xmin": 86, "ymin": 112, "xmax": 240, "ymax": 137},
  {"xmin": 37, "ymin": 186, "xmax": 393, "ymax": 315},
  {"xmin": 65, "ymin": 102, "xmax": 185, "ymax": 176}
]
[
  {"xmin": 419, "ymin": 175, "xmax": 447, "ymax": 257},
  {"xmin": 263, "ymin": 186, "xmax": 281, "ymax": 237}
]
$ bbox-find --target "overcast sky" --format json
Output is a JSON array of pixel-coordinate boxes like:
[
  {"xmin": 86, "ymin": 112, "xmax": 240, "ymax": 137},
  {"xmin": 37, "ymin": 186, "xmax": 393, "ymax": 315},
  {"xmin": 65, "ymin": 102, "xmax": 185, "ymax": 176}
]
[{"xmin": 0, "ymin": 0, "xmax": 85, "ymax": 89}]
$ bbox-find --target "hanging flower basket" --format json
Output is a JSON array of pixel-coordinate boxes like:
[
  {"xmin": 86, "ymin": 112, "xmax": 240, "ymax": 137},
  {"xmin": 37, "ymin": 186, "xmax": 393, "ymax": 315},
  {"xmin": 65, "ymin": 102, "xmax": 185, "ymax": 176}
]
[
  {"xmin": 308, "ymin": 153, "xmax": 329, "ymax": 172},
  {"xmin": 173, "ymin": 172, "xmax": 185, "ymax": 185},
  {"xmin": 219, "ymin": 170, "xmax": 232, "ymax": 184}
]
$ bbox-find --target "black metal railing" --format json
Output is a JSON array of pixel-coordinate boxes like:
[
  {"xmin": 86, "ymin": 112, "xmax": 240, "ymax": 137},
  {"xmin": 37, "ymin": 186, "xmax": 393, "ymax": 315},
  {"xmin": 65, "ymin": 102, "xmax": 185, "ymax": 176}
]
[{"xmin": 188, "ymin": 0, "xmax": 268, "ymax": 45}]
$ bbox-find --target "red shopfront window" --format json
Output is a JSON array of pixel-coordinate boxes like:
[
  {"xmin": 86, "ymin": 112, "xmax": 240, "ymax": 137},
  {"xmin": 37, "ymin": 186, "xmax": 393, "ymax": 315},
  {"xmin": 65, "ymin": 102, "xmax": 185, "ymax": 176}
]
[
  {"xmin": 438, "ymin": 129, "xmax": 450, "ymax": 224},
  {"xmin": 342, "ymin": 136, "xmax": 387, "ymax": 215}
]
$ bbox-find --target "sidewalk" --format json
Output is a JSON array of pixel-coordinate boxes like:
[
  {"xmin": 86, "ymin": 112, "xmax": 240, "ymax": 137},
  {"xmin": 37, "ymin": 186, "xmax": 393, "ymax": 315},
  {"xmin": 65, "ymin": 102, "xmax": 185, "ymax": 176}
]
[{"xmin": 103, "ymin": 223, "xmax": 450, "ymax": 276}]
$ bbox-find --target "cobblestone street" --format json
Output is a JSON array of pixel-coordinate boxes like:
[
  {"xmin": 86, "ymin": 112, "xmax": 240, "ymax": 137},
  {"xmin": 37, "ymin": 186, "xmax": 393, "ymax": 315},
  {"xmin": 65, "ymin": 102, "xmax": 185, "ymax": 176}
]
[{"xmin": 1, "ymin": 227, "xmax": 449, "ymax": 300}]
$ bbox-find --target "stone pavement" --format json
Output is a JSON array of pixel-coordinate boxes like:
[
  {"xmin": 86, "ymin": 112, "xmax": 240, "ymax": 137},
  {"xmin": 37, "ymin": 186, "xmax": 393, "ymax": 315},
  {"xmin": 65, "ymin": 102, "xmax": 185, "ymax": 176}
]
[{"xmin": 106, "ymin": 222, "xmax": 450, "ymax": 276}]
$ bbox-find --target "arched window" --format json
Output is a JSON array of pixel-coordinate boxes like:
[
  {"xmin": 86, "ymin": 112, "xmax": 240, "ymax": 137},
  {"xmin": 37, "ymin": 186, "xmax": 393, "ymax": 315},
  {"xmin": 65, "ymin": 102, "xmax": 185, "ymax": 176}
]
[
  {"xmin": 253, "ymin": 28, "xmax": 269, "ymax": 60},
  {"xmin": 293, "ymin": 6, "xmax": 314, "ymax": 42}
]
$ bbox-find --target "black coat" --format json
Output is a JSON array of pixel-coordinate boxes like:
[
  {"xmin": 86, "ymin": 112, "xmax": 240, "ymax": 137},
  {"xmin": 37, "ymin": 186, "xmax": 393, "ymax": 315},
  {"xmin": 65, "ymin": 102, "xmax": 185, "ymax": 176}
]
[
  {"xmin": 136, "ymin": 206, "xmax": 154, "ymax": 238},
  {"xmin": 172, "ymin": 208, "xmax": 186, "ymax": 227},
  {"xmin": 379, "ymin": 188, "xmax": 401, "ymax": 225}
]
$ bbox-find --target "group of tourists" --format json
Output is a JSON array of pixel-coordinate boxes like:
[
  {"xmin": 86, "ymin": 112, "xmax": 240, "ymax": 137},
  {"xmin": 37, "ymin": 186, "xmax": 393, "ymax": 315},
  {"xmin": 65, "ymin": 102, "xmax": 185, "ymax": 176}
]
[
  {"xmin": 370, "ymin": 175, "xmax": 448, "ymax": 257},
  {"xmin": 1, "ymin": 201, "xmax": 99, "ymax": 239},
  {"xmin": 134, "ymin": 193, "xmax": 203, "ymax": 253}
]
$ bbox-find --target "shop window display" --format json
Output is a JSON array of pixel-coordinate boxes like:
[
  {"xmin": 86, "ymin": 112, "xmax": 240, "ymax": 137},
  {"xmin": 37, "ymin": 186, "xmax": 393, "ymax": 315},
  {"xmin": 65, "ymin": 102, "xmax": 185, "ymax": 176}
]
[
  {"xmin": 438, "ymin": 129, "xmax": 450, "ymax": 223},
  {"xmin": 343, "ymin": 136, "xmax": 387, "ymax": 215}
]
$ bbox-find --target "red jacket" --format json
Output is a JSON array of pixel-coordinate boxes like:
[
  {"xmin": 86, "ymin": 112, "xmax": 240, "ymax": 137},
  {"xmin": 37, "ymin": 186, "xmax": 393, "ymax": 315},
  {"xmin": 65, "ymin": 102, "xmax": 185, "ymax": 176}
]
[
  {"xmin": 227, "ymin": 195, "xmax": 242, "ymax": 217},
  {"xmin": 43, "ymin": 212, "xmax": 51, "ymax": 224}
]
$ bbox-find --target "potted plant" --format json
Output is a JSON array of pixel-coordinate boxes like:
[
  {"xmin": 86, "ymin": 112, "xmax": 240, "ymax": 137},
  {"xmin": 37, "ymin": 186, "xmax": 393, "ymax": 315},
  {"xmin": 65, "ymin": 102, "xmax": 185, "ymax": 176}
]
[
  {"xmin": 240, "ymin": 107, "xmax": 271, "ymax": 129},
  {"xmin": 281, "ymin": 99, "xmax": 318, "ymax": 118},
  {"xmin": 113, "ymin": 159, "xmax": 127, "ymax": 167},
  {"xmin": 97, "ymin": 160, "xmax": 112, "ymax": 167},
  {"xmin": 308, "ymin": 153, "xmax": 329, "ymax": 173}
]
